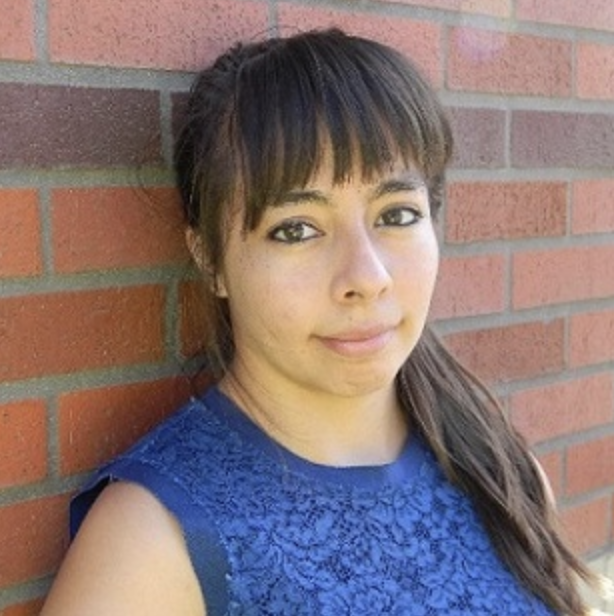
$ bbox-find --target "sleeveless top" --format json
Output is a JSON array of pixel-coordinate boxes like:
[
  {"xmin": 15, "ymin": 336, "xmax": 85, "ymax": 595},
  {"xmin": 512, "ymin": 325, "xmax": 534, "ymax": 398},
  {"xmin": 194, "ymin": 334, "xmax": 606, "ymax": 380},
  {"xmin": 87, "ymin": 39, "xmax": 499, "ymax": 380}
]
[{"xmin": 71, "ymin": 387, "xmax": 557, "ymax": 615}]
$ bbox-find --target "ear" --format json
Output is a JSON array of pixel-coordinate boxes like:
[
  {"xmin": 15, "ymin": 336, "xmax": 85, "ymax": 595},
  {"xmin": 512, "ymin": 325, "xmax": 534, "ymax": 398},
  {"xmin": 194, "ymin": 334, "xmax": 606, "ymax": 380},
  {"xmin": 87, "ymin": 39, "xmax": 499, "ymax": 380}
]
[
  {"xmin": 185, "ymin": 227, "xmax": 206, "ymax": 270},
  {"xmin": 185, "ymin": 228, "xmax": 228, "ymax": 298}
]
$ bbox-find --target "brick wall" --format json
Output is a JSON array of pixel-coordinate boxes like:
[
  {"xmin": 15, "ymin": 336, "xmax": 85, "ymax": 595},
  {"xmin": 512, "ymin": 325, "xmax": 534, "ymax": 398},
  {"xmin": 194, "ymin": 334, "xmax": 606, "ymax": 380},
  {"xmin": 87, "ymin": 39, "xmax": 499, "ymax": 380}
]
[{"xmin": 1, "ymin": 0, "xmax": 613, "ymax": 612}]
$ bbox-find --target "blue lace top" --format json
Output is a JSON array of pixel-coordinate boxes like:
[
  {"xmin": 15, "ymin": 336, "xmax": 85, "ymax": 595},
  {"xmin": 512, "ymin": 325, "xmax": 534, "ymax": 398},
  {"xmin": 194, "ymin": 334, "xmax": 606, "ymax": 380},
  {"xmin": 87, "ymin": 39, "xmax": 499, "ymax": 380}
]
[{"xmin": 71, "ymin": 387, "xmax": 557, "ymax": 615}]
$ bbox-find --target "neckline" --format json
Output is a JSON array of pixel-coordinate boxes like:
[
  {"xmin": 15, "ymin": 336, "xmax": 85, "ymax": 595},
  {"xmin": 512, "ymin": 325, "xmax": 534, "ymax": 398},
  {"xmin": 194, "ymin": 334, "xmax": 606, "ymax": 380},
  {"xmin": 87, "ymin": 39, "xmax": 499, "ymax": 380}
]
[{"xmin": 203, "ymin": 386, "xmax": 429, "ymax": 490}]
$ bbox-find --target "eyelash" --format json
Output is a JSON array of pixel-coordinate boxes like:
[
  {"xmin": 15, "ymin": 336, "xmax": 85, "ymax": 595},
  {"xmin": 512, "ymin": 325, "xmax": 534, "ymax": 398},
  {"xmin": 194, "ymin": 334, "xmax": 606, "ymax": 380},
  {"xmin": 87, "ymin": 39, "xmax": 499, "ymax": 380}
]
[
  {"xmin": 267, "ymin": 206, "xmax": 424, "ymax": 245},
  {"xmin": 267, "ymin": 220, "xmax": 321, "ymax": 244},
  {"xmin": 375, "ymin": 206, "xmax": 424, "ymax": 228}
]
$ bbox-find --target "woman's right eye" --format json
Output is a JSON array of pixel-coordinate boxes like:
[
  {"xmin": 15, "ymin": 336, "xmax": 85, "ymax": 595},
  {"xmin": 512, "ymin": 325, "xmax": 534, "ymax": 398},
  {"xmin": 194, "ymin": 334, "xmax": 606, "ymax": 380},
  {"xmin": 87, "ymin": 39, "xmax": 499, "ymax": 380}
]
[{"xmin": 267, "ymin": 221, "xmax": 321, "ymax": 244}]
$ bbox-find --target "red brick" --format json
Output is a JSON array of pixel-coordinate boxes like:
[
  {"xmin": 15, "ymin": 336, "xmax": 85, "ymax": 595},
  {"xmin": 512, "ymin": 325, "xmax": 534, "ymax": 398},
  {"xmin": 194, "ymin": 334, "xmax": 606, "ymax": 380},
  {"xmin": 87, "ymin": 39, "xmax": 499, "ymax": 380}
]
[
  {"xmin": 559, "ymin": 497, "xmax": 611, "ymax": 555},
  {"xmin": 0, "ymin": 495, "xmax": 69, "ymax": 586},
  {"xmin": 447, "ymin": 107, "xmax": 506, "ymax": 169},
  {"xmin": 0, "ymin": 400, "xmax": 47, "ymax": 488},
  {"xmin": 0, "ymin": 0, "xmax": 35, "ymax": 61},
  {"xmin": 446, "ymin": 182, "xmax": 567, "ymax": 244},
  {"xmin": 0, "ymin": 189, "xmax": 42, "ymax": 278},
  {"xmin": 52, "ymin": 187, "xmax": 188, "ymax": 273},
  {"xmin": 49, "ymin": 0, "xmax": 268, "ymax": 70},
  {"xmin": 277, "ymin": 4, "xmax": 442, "ymax": 86},
  {"xmin": 0, "ymin": 84, "xmax": 161, "ymax": 169},
  {"xmin": 572, "ymin": 180, "xmax": 614, "ymax": 235},
  {"xmin": 0, "ymin": 598, "xmax": 45, "ymax": 616},
  {"xmin": 510, "ymin": 374, "xmax": 613, "ymax": 445},
  {"xmin": 179, "ymin": 279, "xmax": 210, "ymax": 359},
  {"xmin": 445, "ymin": 319, "xmax": 565, "ymax": 383},
  {"xmin": 0, "ymin": 286, "xmax": 165, "ymax": 382},
  {"xmin": 511, "ymin": 110, "xmax": 614, "ymax": 168},
  {"xmin": 431, "ymin": 254, "xmax": 505, "ymax": 320},
  {"xmin": 569, "ymin": 308, "xmax": 614, "ymax": 368},
  {"xmin": 577, "ymin": 43, "xmax": 614, "ymax": 100},
  {"xmin": 59, "ymin": 378, "xmax": 192, "ymax": 474},
  {"xmin": 513, "ymin": 245, "xmax": 614, "ymax": 309},
  {"xmin": 517, "ymin": 0, "xmax": 614, "ymax": 33},
  {"xmin": 448, "ymin": 28, "xmax": 571, "ymax": 97},
  {"xmin": 535, "ymin": 450, "xmax": 563, "ymax": 500},
  {"xmin": 373, "ymin": 0, "xmax": 511, "ymax": 17},
  {"xmin": 566, "ymin": 435, "xmax": 614, "ymax": 496}
]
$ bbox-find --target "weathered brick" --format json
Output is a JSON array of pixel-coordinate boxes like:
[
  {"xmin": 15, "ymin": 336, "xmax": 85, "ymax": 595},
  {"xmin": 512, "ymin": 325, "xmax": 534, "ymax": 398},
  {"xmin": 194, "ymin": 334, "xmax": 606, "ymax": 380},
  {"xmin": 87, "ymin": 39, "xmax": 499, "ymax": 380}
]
[
  {"xmin": 560, "ymin": 497, "xmax": 611, "ymax": 555},
  {"xmin": 444, "ymin": 320, "xmax": 565, "ymax": 383},
  {"xmin": 277, "ymin": 4, "xmax": 443, "ymax": 86},
  {"xmin": 510, "ymin": 374, "xmax": 613, "ymax": 444},
  {"xmin": 446, "ymin": 181, "xmax": 567, "ymax": 244},
  {"xmin": 447, "ymin": 107, "xmax": 506, "ymax": 169},
  {"xmin": 577, "ymin": 42, "xmax": 614, "ymax": 100},
  {"xmin": 0, "ymin": 0, "xmax": 35, "ymax": 61},
  {"xmin": 59, "ymin": 378, "xmax": 192, "ymax": 474},
  {"xmin": 0, "ymin": 189, "xmax": 42, "ymax": 278},
  {"xmin": 49, "ymin": 0, "xmax": 268, "ymax": 71},
  {"xmin": 0, "ymin": 495, "xmax": 69, "ymax": 586},
  {"xmin": 566, "ymin": 435, "xmax": 614, "ymax": 496},
  {"xmin": 517, "ymin": 0, "xmax": 614, "ymax": 33},
  {"xmin": 0, "ymin": 400, "xmax": 47, "ymax": 488},
  {"xmin": 52, "ymin": 187, "xmax": 187, "ymax": 273},
  {"xmin": 572, "ymin": 179, "xmax": 614, "ymax": 235},
  {"xmin": 431, "ymin": 254, "xmax": 505, "ymax": 320},
  {"xmin": 373, "ymin": 0, "xmax": 511, "ymax": 17},
  {"xmin": 448, "ymin": 29, "xmax": 572, "ymax": 97},
  {"xmin": 569, "ymin": 308, "xmax": 614, "ymax": 368},
  {"xmin": 511, "ymin": 110, "xmax": 614, "ymax": 168},
  {"xmin": 513, "ymin": 245, "xmax": 614, "ymax": 309},
  {"xmin": 0, "ymin": 286, "xmax": 166, "ymax": 382},
  {"xmin": 0, "ymin": 84, "xmax": 161, "ymax": 169},
  {"xmin": 571, "ymin": 179, "xmax": 614, "ymax": 243}
]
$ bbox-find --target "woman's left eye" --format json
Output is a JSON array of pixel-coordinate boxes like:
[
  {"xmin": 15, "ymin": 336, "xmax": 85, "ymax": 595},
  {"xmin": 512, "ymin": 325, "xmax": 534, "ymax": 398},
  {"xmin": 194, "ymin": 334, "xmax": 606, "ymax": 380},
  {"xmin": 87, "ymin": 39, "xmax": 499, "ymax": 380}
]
[
  {"xmin": 267, "ymin": 220, "xmax": 321, "ymax": 244},
  {"xmin": 375, "ymin": 207, "xmax": 423, "ymax": 227}
]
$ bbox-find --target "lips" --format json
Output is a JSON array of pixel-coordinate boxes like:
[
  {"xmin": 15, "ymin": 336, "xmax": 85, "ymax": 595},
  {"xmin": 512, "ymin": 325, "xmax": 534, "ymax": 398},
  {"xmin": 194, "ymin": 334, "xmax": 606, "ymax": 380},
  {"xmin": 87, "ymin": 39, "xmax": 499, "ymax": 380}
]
[{"xmin": 317, "ymin": 325, "xmax": 396, "ymax": 357}]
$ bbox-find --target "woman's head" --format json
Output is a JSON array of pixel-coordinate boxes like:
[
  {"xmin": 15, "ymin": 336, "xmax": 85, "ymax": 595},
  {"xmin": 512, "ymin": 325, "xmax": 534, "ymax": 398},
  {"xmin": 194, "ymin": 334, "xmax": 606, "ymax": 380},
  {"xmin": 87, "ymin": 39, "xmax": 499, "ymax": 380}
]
[{"xmin": 174, "ymin": 28, "xmax": 453, "ymax": 370}]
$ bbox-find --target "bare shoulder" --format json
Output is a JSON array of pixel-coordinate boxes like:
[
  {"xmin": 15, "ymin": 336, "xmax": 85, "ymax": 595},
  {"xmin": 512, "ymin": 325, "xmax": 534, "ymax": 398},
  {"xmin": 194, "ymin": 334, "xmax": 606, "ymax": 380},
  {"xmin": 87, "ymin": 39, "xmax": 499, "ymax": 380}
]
[{"xmin": 41, "ymin": 481, "xmax": 206, "ymax": 616}]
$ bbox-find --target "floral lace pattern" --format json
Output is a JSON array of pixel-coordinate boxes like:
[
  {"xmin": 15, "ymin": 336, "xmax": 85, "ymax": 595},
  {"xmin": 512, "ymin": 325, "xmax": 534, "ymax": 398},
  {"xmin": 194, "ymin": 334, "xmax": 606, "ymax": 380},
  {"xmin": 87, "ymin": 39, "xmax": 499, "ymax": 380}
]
[{"xmin": 81, "ymin": 390, "xmax": 557, "ymax": 615}]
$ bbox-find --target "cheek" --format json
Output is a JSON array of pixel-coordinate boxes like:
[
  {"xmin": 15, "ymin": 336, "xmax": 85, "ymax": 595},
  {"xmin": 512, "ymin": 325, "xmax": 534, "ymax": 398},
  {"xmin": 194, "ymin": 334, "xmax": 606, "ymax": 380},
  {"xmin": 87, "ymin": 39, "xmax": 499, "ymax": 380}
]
[
  {"xmin": 223, "ymin": 253, "xmax": 309, "ymax": 331},
  {"xmin": 407, "ymin": 231, "xmax": 439, "ymax": 285},
  {"xmin": 395, "ymin": 235, "xmax": 440, "ymax": 311}
]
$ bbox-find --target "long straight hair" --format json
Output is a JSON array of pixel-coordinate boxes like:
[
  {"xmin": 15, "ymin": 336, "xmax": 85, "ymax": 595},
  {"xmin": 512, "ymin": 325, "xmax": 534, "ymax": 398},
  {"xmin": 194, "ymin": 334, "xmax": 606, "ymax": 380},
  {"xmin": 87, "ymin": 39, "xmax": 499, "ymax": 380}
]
[{"xmin": 174, "ymin": 28, "xmax": 594, "ymax": 614}]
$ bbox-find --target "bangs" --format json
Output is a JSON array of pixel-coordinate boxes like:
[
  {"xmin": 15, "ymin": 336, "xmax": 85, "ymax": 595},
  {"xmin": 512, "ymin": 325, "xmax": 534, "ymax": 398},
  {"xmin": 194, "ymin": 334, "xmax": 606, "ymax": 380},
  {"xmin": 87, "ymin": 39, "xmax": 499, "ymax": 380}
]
[{"xmin": 229, "ymin": 30, "xmax": 453, "ymax": 229}]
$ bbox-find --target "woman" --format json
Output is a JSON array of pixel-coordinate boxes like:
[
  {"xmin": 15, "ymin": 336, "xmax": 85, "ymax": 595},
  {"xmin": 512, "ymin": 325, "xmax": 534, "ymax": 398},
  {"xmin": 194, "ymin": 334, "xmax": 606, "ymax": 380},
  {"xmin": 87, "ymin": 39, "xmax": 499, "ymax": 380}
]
[{"xmin": 42, "ymin": 29, "xmax": 594, "ymax": 615}]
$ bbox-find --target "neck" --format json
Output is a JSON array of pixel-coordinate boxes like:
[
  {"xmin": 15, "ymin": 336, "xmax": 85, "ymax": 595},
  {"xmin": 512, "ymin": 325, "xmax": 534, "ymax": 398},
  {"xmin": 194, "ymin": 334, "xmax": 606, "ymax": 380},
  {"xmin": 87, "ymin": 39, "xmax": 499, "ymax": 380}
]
[{"xmin": 218, "ymin": 371, "xmax": 409, "ymax": 468}]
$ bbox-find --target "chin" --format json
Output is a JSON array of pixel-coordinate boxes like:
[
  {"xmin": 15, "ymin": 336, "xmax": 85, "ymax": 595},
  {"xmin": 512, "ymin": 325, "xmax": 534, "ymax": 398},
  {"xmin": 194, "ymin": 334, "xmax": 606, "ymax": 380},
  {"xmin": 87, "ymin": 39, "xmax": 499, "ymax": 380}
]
[{"xmin": 323, "ymin": 368, "xmax": 399, "ymax": 399}]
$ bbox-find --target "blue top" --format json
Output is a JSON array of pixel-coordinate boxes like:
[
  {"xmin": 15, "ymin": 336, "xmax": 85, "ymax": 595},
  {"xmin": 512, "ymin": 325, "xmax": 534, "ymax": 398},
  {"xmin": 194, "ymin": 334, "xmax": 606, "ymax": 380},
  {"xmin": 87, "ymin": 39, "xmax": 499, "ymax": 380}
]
[{"xmin": 71, "ymin": 387, "xmax": 557, "ymax": 615}]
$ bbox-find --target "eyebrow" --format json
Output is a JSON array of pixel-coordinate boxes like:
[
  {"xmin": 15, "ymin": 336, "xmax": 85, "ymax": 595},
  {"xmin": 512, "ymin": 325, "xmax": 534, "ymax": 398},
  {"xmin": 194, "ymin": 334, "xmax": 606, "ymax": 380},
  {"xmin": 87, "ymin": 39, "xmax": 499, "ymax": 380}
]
[
  {"xmin": 274, "ymin": 189, "xmax": 329, "ymax": 207},
  {"xmin": 273, "ymin": 172, "xmax": 427, "ymax": 208},
  {"xmin": 370, "ymin": 175, "xmax": 427, "ymax": 201}
]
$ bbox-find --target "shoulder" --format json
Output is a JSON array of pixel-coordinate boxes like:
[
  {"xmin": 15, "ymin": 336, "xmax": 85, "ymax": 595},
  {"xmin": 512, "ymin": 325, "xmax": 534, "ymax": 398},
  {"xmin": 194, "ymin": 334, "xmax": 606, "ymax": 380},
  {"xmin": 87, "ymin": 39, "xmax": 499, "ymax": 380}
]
[
  {"xmin": 42, "ymin": 481, "xmax": 206, "ymax": 616},
  {"xmin": 71, "ymin": 392, "xmax": 233, "ymax": 534}
]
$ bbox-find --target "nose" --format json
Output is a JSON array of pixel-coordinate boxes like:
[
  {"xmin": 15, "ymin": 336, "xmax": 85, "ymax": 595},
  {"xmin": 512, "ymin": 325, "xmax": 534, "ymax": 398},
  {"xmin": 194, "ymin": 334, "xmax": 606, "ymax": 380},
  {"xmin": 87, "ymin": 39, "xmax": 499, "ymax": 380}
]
[{"xmin": 331, "ymin": 228, "xmax": 392, "ymax": 303}]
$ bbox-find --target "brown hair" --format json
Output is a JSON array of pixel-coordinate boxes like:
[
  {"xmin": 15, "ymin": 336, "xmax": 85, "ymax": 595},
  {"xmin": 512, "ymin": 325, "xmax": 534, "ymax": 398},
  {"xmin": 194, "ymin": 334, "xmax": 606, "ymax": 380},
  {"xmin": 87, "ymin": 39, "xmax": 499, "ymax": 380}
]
[{"xmin": 174, "ymin": 28, "xmax": 593, "ymax": 614}]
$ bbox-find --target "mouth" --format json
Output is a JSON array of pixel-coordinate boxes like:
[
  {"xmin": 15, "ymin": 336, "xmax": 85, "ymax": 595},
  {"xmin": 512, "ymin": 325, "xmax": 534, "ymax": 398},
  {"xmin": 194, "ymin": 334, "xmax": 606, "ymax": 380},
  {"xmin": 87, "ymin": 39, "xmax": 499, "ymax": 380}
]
[{"xmin": 317, "ymin": 326, "xmax": 396, "ymax": 358}]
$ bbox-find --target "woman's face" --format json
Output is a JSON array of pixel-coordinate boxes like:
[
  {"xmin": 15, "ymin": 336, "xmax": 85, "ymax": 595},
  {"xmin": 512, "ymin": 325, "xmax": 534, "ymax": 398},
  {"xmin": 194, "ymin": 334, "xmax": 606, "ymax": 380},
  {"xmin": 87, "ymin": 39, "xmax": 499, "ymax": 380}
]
[{"xmin": 216, "ymin": 156, "xmax": 440, "ymax": 403}]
